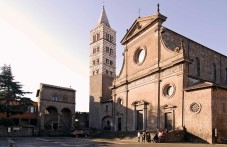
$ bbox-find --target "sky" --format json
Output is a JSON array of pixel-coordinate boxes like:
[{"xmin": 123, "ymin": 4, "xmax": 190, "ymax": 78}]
[{"xmin": 0, "ymin": 0, "xmax": 227, "ymax": 112}]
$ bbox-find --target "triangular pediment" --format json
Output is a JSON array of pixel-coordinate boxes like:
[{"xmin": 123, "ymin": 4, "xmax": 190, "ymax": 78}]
[{"xmin": 121, "ymin": 13, "xmax": 167, "ymax": 45}]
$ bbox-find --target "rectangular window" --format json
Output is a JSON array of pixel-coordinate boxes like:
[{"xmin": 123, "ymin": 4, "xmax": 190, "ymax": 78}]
[
  {"xmin": 110, "ymin": 49, "xmax": 113, "ymax": 54},
  {"xmin": 97, "ymin": 33, "xmax": 100, "ymax": 40},
  {"xmin": 93, "ymin": 48, "xmax": 96, "ymax": 54},
  {"xmin": 93, "ymin": 60, "xmax": 95, "ymax": 65},
  {"xmin": 110, "ymin": 60, "xmax": 113, "ymax": 65},
  {"xmin": 30, "ymin": 106, "xmax": 34, "ymax": 113},
  {"xmin": 97, "ymin": 46, "xmax": 100, "ymax": 52},
  {"xmin": 106, "ymin": 47, "xmax": 109, "ymax": 53},
  {"xmin": 106, "ymin": 70, "xmax": 109, "ymax": 74},
  {"xmin": 53, "ymin": 96, "xmax": 58, "ymax": 101},
  {"xmin": 106, "ymin": 59, "xmax": 109, "ymax": 64},
  {"xmin": 96, "ymin": 58, "xmax": 99, "ymax": 64}
]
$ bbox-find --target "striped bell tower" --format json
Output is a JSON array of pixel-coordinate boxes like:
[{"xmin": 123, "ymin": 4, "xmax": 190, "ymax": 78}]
[{"xmin": 89, "ymin": 6, "xmax": 116, "ymax": 129}]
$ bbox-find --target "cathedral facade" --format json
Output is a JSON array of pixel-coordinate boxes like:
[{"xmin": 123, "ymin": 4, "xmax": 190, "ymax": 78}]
[{"xmin": 89, "ymin": 6, "xmax": 227, "ymax": 143}]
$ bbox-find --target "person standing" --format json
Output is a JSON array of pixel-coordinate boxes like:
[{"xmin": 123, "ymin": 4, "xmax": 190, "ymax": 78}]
[{"xmin": 137, "ymin": 131, "xmax": 141, "ymax": 142}]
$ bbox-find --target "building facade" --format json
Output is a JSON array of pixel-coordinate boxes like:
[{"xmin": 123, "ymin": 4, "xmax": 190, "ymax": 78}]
[
  {"xmin": 89, "ymin": 7, "xmax": 116, "ymax": 129},
  {"xmin": 37, "ymin": 83, "xmax": 76, "ymax": 131},
  {"xmin": 89, "ymin": 6, "xmax": 227, "ymax": 143}
]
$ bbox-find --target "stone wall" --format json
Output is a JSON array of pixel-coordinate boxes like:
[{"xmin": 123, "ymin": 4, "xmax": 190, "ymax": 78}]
[
  {"xmin": 212, "ymin": 88, "xmax": 227, "ymax": 142},
  {"xmin": 184, "ymin": 88, "xmax": 212, "ymax": 143}
]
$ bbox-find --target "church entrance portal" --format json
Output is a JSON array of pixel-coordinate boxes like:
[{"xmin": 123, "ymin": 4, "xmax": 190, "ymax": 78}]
[
  {"xmin": 132, "ymin": 100, "xmax": 149, "ymax": 131},
  {"xmin": 164, "ymin": 112, "xmax": 173, "ymax": 130},
  {"xmin": 118, "ymin": 118, "xmax": 122, "ymax": 131},
  {"xmin": 137, "ymin": 110, "xmax": 143, "ymax": 130}
]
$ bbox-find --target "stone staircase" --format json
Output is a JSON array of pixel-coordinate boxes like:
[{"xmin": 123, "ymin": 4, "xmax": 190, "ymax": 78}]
[
  {"xmin": 160, "ymin": 130, "xmax": 185, "ymax": 143},
  {"xmin": 90, "ymin": 130, "xmax": 137, "ymax": 140}
]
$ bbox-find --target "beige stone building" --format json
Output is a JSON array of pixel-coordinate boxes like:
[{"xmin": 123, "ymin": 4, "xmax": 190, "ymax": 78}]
[
  {"xmin": 37, "ymin": 83, "xmax": 76, "ymax": 131},
  {"xmin": 89, "ymin": 6, "xmax": 227, "ymax": 143}
]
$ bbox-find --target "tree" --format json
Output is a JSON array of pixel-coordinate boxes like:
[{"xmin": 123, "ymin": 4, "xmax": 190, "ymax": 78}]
[{"xmin": 0, "ymin": 65, "xmax": 32, "ymax": 117}]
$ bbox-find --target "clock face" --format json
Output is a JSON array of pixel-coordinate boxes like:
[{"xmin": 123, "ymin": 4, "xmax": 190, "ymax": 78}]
[{"xmin": 138, "ymin": 49, "xmax": 145, "ymax": 63}]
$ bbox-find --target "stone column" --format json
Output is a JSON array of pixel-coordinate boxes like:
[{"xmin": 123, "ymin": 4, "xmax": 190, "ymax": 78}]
[{"xmin": 143, "ymin": 105, "xmax": 147, "ymax": 130}]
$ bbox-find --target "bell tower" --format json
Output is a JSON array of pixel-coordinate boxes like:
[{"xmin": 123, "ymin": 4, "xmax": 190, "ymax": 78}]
[{"xmin": 89, "ymin": 6, "xmax": 116, "ymax": 129}]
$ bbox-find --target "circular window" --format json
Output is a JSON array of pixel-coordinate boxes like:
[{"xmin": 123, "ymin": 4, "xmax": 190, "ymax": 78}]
[
  {"xmin": 163, "ymin": 83, "xmax": 175, "ymax": 98},
  {"xmin": 118, "ymin": 98, "xmax": 123, "ymax": 107},
  {"xmin": 190, "ymin": 102, "xmax": 201, "ymax": 113},
  {"xmin": 134, "ymin": 47, "xmax": 146, "ymax": 65}
]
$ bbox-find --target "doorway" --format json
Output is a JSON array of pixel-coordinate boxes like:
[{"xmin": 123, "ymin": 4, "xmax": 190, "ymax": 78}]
[
  {"xmin": 137, "ymin": 110, "xmax": 143, "ymax": 130},
  {"xmin": 164, "ymin": 112, "xmax": 172, "ymax": 130},
  {"xmin": 117, "ymin": 118, "xmax": 121, "ymax": 131},
  {"xmin": 53, "ymin": 122, "xmax": 58, "ymax": 130}
]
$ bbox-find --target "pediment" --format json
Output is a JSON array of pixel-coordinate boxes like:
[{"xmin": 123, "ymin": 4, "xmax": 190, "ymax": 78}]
[{"xmin": 121, "ymin": 13, "xmax": 167, "ymax": 45}]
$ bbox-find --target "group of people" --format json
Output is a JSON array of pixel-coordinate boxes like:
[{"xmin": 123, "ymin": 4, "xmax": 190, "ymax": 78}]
[{"xmin": 137, "ymin": 128, "xmax": 168, "ymax": 143}]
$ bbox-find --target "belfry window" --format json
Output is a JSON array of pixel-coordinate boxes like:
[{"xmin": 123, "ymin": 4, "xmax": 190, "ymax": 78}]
[
  {"xmin": 93, "ymin": 35, "xmax": 96, "ymax": 42},
  {"xmin": 96, "ymin": 58, "xmax": 99, "ymax": 64},
  {"xmin": 97, "ymin": 33, "xmax": 100, "ymax": 40},
  {"xmin": 106, "ymin": 47, "xmax": 109, "ymax": 53},
  {"xmin": 97, "ymin": 46, "xmax": 100, "ymax": 52}
]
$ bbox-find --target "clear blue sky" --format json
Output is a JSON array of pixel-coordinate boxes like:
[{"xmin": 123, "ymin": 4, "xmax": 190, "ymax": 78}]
[{"xmin": 0, "ymin": 0, "xmax": 226, "ymax": 112}]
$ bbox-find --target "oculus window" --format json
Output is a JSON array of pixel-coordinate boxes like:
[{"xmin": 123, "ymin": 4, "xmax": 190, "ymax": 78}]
[{"xmin": 134, "ymin": 47, "xmax": 146, "ymax": 65}]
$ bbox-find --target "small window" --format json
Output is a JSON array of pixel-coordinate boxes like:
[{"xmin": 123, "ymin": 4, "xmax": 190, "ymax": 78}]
[
  {"xmin": 30, "ymin": 106, "xmax": 34, "ymax": 113},
  {"xmin": 97, "ymin": 46, "xmax": 100, "ymax": 52},
  {"xmin": 110, "ymin": 71, "xmax": 113, "ymax": 75},
  {"xmin": 106, "ymin": 70, "xmax": 109, "ymax": 74},
  {"xmin": 96, "ymin": 69, "xmax": 99, "ymax": 74},
  {"xmin": 106, "ymin": 59, "xmax": 109, "ymax": 64},
  {"xmin": 110, "ymin": 49, "xmax": 113, "ymax": 54},
  {"xmin": 93, "ymin": 48, "xmax": 96, "ymax": 54},
  {"xmin": 93, "ymin": 60, "xmax": 95, "ymax": 65},
  {"xmin": 96, "ymin": 58, "xmax": 99, "ymax": 64},
  {"xmin": 97, "ymin": 33, "xmax": 100, "ymax": 40},
  {"xmin": 93, "ymin": 35, "xmax": 96, "ymax": 42},
  {"xmin": 106, "ymin": 105, "xmax": 109, "ymax": 111},
  {"xmin": 106, "ymin": 47, "xmax": 109, "ymax": 53},
  {"xmin": 110, "ymin": 61, "xmax": 113, "ymax": 65},
  {"xmin": 53, "ymin": 96, "xmax": 58, "ymax": 101}
]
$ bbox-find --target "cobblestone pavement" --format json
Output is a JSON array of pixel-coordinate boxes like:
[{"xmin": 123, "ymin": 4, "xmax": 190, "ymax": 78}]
[{"xmin": 0, "ymin": 137, "xmax": 227, "ymax": 147}]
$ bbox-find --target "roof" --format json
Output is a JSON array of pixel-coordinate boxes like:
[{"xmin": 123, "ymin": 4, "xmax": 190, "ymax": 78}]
[
  {"xmin": 97, "ymin": 6, "xmax": 110, "ymax": 27},
  {"xmin": 184, "ymin": 82, "xmax": 227, "ymax": 91},
  {"xmin": 40, "ymin": 83, "xmax": 76, "ymax": 91}
]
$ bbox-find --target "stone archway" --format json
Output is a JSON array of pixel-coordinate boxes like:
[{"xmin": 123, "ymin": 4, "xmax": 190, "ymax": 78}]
[
  {"xmin": 44, "ymin": 106, "xmax": 58, "ymax": 130},
  {"xmin": 60, "ymin": 108, "xmax": 72, "ymax": 130},
  {"xmin": 102, "ymin": 116, "xmax": 112, "ymax": 130}
]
